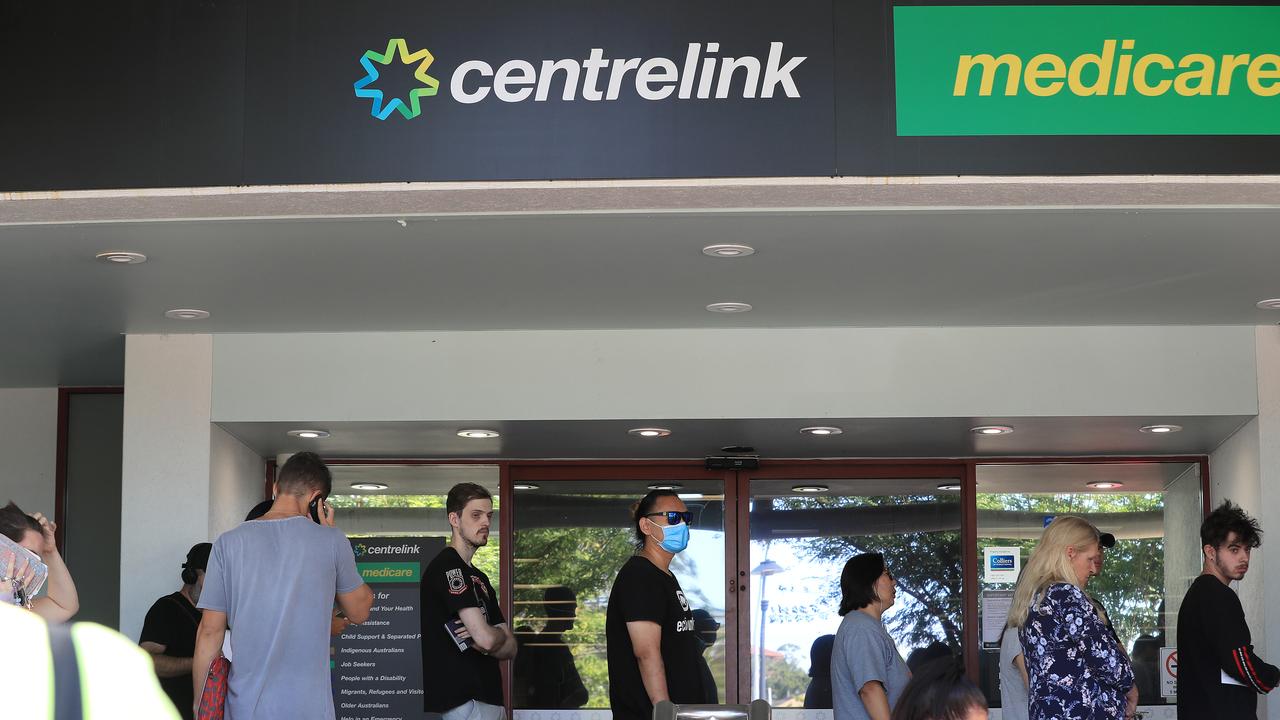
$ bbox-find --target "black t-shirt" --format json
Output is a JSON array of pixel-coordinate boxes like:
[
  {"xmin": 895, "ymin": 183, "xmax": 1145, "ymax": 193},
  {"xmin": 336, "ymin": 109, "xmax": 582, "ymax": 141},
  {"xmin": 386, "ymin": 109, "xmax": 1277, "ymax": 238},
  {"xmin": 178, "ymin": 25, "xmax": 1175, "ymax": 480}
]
[
  {"xmin": 606, "ymin": 556, "xmax": 705, "ymax": 720},
  {"xmin": 421, "ymin": 546, "xmax": 506, "ymax": 712},
  {"xmin": 139, "ymin": 591, "xmax": 202, "ymax": 720},
  {"xmin": 1177, "ymin": 574, "xmax": 1280, "ymax": 719}
]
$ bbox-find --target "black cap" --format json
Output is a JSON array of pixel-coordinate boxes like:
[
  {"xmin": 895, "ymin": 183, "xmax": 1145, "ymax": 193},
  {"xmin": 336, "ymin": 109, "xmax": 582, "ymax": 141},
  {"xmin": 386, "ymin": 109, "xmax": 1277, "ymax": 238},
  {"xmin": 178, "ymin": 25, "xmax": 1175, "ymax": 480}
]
[
  {"xmin": 184, "ymin": 542, "xmax": 212, "ymax": 571},
  {"xmin": 1098, "ymin": 532, "xmax": 1116, "ymax": 549}
]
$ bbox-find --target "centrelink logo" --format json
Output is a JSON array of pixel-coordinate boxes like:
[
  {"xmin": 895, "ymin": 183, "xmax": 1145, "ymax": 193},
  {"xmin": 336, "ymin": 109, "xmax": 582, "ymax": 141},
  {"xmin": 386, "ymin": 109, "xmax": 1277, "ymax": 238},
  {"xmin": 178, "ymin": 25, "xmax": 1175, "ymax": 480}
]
[{"xmin": 354, "ymin": 40, "xmax": 807, "ymax": 120}]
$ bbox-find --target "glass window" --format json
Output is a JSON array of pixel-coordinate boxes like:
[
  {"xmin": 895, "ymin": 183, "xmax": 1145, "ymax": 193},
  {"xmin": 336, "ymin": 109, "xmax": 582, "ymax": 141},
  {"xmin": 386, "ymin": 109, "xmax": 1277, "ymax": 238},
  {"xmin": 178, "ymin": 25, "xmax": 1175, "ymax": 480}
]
[
  {"xmin": 511, "ymin": 479, "xmax": 727, "ymax": 717},
  {"xmin": 975, "ymin": 462, "xmax": 1202, "ymax": 710},
  {"xmin": 748, "ymin": 477, "xmax": 964, "ymax": 713}
]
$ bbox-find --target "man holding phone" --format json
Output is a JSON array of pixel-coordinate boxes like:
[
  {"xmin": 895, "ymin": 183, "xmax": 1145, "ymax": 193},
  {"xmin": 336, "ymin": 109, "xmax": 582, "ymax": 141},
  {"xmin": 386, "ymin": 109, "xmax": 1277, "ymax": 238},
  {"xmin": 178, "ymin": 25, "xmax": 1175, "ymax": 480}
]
[{"xmin": 193, "ymin": 452, "xmax": 375, "ymax": 719}]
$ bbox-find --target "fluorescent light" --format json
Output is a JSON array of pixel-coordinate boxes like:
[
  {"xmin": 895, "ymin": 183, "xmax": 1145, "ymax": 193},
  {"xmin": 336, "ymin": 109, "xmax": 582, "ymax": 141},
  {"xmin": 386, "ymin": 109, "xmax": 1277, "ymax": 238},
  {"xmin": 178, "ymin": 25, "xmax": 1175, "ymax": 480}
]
[
  {"xmin": 457, "ymin": 429, "xmax": 501, "ymax": 439},
  {"xmin": 677, "ymin": 493, "xmax": 705, "ymax": 500},
  {"xmin": 800, "ymin": 426, "xmax": 843, "ymax": 436},
  {"xmin": 628, "ymin": 427, "xmax": 672, "ymax": 438},
  {"xmin": 702, "ymin": 244, "xmax": 756, "ymax": 258},
  {"xmin": 937, "ymin": 482, "xmax": 962, "ymax": 491},
  {"xmin": 287, "ymin": 429, "xmax": 330, "ymax": 439},
  {"xmin": 971, "ymin": 425, "xmax": 1014, "ymax": 435},
  {"xmin": 513, "ymin": 483, "xmax": 540, "ymax": 491}
]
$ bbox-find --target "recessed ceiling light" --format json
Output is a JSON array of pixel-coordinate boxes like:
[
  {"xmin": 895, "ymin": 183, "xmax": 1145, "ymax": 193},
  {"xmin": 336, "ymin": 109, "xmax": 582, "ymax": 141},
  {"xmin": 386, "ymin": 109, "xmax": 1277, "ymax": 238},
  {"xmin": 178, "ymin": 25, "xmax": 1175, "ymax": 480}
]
[
  {"xmin": 1256, "ymin": 299, "xmax": 1280, "ymax": 310},
  {"xmin": 165, "ymin": 308, "xmax": 210, "ymax": 320},
  {"xmin": 648, "ymin": 483, "xmax": 683, "ymax": 490},
  {"xmin": 706, "ymin": 302, "xmax": 753, "ymax": 313},
  {"xmin": 971, "ymin": 425, "xmax": 1014, "ymax": 435},
  {"xmin": 800, "ymin": 426, "xmax": 843, "ymax": 436},
  {"xmin": 513, "ymin": 483, "xmax": 540, "ymax": 491},
  {"xmin": 457, "ymin": 429, "xmax": 501, "ymax": 439},
  {"xmin": 1087, "ymin": 481, "xmax": 1125, "ymax": 489},
  {"xmin": 702, "ymin": 244, "xmax": 756, "ymax": 258},
  {"xmin": 1139, "ymin": 424, "xmax": 1182, "ymax": 434},
  {"xmin": 629, "ymin": 427, "xmax": 672, "ymax": 438},
  {"xmin": 350, "ymin": 483, "xmax": 388, "ymax": 491},
  {"xmin": 95, "ymin": 251, "xmax": 147, "ymax": 265},
  {"xmin": 937, "ymin": 482, "xmax": 963, "ymax": 491},
  {"xmin": 287, "ymin": 429, "xmax": 330, "ymax": 439},
  {"xmin": 792, "ymin": 485, "xmax": 829, "ymax": 493}
]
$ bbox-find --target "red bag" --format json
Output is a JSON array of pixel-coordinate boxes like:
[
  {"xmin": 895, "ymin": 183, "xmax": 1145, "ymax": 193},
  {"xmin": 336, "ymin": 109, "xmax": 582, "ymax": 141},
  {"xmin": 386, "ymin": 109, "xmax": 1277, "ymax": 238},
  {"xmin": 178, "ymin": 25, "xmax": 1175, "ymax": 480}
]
[{"xmin": 196, "ymin": 656, "xmax": 229, "ymax": 720}]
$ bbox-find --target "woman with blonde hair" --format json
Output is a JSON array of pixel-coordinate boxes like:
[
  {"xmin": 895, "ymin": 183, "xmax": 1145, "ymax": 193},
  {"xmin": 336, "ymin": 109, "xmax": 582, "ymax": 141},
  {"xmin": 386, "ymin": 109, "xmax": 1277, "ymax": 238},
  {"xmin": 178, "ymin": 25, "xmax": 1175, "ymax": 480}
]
[{"xmin": 1010, "ymin": 516, "xmax": 1133, "ymax": 720}]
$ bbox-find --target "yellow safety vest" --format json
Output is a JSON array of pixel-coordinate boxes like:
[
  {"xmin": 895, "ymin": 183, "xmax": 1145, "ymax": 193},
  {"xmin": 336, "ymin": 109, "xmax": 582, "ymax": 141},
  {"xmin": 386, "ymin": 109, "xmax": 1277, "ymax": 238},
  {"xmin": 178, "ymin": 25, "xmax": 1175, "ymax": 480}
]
[{"xmin": 0, "ymin": 603, "xmax": 181, "ymax": 720}]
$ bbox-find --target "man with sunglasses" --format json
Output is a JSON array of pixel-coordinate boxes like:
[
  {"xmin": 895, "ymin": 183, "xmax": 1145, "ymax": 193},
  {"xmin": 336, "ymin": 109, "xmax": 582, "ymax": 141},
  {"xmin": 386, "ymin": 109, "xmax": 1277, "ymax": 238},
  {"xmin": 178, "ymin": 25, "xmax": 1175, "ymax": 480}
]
[{"xmin": 606, "ymin": 490, "xmax": 706, "ymax": 720}]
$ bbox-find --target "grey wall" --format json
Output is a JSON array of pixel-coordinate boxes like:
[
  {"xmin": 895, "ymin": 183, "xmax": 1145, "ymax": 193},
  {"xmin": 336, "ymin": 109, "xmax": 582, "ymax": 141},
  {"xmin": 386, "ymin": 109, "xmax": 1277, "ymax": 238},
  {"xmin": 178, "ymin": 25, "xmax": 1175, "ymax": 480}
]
[
  {"xmin": 0, "ymin": 387, "xmax": 57, "ymax": 514},
  {"xmin": 63, "ymin": 392, "xmax": 124, "ymax": 628}
]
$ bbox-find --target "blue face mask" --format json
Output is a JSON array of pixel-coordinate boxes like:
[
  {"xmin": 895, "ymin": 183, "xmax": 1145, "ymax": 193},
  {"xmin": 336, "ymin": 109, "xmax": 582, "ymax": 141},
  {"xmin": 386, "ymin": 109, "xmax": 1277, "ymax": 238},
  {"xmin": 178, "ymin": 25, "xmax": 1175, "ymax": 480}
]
[{"xmin": 656, "ymin": 521, "xmax": 690, "ymax": 554}]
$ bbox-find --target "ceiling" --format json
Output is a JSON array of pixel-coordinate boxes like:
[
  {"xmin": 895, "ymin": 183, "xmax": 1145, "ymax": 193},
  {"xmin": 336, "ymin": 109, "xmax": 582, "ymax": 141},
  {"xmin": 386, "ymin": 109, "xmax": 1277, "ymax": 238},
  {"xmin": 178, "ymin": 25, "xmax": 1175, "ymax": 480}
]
[
  {"xmin": 219, "ymin": 415, "xmax": 1247, "ymax": 460},
  {"xmin": 4, "ymin": 205, "xmax": 1280, "ymax": 386}
]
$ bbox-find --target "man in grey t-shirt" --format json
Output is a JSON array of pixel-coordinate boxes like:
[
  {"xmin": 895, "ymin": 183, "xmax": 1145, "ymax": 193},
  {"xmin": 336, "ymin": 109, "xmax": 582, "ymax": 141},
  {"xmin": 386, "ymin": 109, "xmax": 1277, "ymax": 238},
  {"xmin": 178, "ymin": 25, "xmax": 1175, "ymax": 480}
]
[
  {"xmin": 831, "ymin": 553, "xmax": 910, "ymax": 720},
  {"xmin": 193, "ymin": 453, "xmax": 374, "ymax": 719}
]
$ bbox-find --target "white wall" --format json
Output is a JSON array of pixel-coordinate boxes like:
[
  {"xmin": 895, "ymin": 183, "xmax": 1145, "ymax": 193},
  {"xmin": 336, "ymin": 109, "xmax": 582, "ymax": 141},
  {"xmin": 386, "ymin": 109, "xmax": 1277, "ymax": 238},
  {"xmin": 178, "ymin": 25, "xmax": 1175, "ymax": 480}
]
[
  {"xmin": 0, "ymin": 387, "xmax": 57, "ymax": 515},
  {"xmin": 212, "ymin": 326, "xmax": 1258, "ymax": 422},
  {"xmin": 120, "ymin": 334, "xmax": 214, "ymax": 641},
  {"xmin": 209, "ymin": 426, "xmax": 265, "ymax": 538}
]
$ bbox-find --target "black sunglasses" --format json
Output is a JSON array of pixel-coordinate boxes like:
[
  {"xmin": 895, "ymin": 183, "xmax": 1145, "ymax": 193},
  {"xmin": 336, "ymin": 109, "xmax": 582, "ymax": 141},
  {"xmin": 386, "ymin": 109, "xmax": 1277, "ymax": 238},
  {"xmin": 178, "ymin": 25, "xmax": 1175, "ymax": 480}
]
[{"xmin": 644, "ymin": 511, "xmax": 693, "ymax": 526}]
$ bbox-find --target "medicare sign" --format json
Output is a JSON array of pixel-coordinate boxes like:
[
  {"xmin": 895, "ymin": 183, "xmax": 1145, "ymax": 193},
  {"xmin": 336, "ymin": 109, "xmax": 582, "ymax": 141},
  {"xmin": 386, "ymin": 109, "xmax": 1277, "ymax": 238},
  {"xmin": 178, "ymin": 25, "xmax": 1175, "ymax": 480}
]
[{"xmin": 894, "ymin": 6, "xmax": 1280, "ymax": 135}]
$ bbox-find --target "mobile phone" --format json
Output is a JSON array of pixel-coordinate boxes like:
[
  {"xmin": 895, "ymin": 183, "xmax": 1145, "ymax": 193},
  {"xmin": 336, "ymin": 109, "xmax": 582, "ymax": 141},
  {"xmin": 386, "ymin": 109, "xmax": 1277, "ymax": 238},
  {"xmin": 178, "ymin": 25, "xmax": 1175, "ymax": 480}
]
[{"xmin": 309, "ymin": 497, "xmax": 326, "ymax": 524}]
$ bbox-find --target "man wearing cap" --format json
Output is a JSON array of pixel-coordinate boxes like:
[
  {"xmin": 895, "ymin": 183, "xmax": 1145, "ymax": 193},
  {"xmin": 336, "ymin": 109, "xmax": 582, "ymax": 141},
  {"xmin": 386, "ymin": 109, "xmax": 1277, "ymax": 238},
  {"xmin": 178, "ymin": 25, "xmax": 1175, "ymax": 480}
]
[{"xmin": 140, "ymin": 542, "xmax": 211, "ymax": 720}]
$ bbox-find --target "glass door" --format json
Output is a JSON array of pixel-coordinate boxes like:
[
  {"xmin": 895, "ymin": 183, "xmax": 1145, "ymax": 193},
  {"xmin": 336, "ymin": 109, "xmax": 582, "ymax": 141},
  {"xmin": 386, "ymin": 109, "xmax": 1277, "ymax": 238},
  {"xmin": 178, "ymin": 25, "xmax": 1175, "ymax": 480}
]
[{"xmin": 738, "ymin": 465, "xmax": 969, "ymax": 718}]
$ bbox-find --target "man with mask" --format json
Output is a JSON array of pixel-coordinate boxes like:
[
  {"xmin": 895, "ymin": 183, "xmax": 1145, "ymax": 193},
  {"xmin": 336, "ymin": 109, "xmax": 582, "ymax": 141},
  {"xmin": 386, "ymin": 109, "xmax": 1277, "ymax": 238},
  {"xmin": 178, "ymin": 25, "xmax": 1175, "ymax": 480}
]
[
  {"xmin": 422, "ymin": 483, "xmax": 516, "ymax": 720},
  {"xmin": 139, "ymin": 542, "xmax": 211, "ymax": 720},
  {"xmin": 606, "ymin": 489, "xmax": 705, "ymax": 720},
  {"xmin": 1178, "ymin": 500, "xmax": 1279, "ymax": 719}
]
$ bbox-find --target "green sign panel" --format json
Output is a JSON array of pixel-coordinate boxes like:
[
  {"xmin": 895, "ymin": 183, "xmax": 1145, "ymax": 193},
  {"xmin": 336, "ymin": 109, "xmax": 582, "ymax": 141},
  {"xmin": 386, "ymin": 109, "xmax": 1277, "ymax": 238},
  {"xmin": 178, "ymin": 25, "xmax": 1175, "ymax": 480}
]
[
  {"xmin": 357, "ymin": 561, "xmax": 420, "ymax": 583},
  {"xmin": 894, "ymin": 5, "xmax": 1280, "ymax": 136}
]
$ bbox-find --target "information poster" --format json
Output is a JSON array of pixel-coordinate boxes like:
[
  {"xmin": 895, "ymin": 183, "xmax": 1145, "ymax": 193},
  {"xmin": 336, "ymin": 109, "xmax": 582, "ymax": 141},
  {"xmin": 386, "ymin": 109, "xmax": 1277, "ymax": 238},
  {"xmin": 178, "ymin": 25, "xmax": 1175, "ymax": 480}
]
[
  {"xmin": 981, "ymin": 589, "xmax": 1015, "ymax": 646},
  {"xmin": 333, "ymin": 536, "xmax": 445, "ymax": 720},
  {"xmin": 983, "ymin": 546, "xmax": 1021, "ymax": 584}
]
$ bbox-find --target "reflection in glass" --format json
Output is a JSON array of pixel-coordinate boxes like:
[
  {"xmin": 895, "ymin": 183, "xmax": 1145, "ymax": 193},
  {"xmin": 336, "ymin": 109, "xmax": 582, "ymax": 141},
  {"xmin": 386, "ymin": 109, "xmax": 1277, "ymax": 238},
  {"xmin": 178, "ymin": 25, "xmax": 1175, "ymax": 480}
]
[
  {"xmin": 975, "ymin": 462, "xmax": 1201, "ymax": 709},
  {"xmin": 749, "ymin": 480, "xmax": 963, "ymax": 707},
  {"xmin": 512, "ymin": 481, "xmax": 726, "ymax": 710}
]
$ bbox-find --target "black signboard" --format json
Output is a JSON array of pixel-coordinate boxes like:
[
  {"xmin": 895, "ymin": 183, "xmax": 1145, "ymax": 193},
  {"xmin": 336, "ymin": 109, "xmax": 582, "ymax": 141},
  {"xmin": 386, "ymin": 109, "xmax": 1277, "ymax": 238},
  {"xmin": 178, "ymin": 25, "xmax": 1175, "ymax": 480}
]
[
  {"xmin": 333, "ymin": 536, "xmax": 445, "ymax": 720},
  {"xmin": 3, "ymin": 0, "xmax": 1280, "ymax": 191}
]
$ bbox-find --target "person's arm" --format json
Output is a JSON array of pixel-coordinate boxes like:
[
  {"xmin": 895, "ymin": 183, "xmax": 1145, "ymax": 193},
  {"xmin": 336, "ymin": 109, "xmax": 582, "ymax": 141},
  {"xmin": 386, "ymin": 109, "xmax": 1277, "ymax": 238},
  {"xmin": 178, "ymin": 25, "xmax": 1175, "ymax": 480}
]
[
  {"xmin": 857, "ymin": 680, "xmax": 892, "ymax": 720},
  {"xmin": 1203, "ymin": 585, "xmax": 1280, "ymax": 694},
  {"xmin": 191, "ymin": 610, "xmax": 228, "ymax": 712},
  {"xmin": 457, "ymin": 606, "xmax": 510, "ymax": 654},
  {"xmin": 627, "ymin": 620, "xmax": 669, "ymax": 704},
  {"xmin": 337, "ymin": 584, "xmax": 375, "ymax": 625},
  {"xmin": 1013, "ymin": 652, "xmax": 1029, "ymax": 689},
  {"xmin": 28, "ymin": 512, "xmax": 78, "ymax": 623},
  {"xmin": 490, "ymin": 622, "xmax": 518, "ymax": 660},
  {"xmin": 139, "ymin": 640, "xmax": 195, "ymax": 678}
]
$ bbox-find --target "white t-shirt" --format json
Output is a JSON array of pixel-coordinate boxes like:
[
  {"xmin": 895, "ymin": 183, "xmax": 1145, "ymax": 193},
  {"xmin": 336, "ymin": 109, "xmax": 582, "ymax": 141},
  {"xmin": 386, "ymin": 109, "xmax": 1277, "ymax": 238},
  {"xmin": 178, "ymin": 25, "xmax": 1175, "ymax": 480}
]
[{"xmin": 1000, "ymin": 625, "xmax": 1029, "ymax": 720}]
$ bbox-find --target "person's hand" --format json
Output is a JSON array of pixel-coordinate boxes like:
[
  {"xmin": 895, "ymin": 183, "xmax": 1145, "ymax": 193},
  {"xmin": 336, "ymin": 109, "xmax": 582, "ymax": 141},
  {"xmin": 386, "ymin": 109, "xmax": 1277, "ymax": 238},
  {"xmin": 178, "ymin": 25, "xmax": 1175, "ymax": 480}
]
[
  {"xmin": 331, "ymin": 612, "xmax": 351, "ymax": 637},
  {"xmin": 320, "ymin": 500, "xmax": 337, "ymax": 528},
  {"xmin": 29, "ymin": 512, "xmax": 57, "ymax": 556}
]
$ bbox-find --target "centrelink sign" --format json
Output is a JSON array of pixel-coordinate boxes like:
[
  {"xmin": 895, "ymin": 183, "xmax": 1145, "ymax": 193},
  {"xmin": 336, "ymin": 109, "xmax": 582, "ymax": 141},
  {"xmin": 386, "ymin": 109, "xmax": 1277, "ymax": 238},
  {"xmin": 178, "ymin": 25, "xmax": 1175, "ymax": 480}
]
[{"xmin": 354, "ymin": 39, "xmax": 808, "ymax": 119}]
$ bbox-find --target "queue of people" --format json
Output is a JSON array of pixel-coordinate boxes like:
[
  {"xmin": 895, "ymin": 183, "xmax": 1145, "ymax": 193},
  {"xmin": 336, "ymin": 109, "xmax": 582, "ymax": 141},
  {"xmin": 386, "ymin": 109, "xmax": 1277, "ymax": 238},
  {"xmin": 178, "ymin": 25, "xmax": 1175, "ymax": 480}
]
[{"xmin": 3, "ymin": 455, "xmax": 1277, "ymax": 720}]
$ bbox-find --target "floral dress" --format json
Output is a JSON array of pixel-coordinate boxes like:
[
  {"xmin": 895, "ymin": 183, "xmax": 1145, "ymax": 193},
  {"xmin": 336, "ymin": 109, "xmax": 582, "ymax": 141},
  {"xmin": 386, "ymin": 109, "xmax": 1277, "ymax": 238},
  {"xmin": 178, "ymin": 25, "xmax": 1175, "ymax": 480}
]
[{"xmin": 1019, "ymin": 583, "xmax": 1134, "ymax": 720}]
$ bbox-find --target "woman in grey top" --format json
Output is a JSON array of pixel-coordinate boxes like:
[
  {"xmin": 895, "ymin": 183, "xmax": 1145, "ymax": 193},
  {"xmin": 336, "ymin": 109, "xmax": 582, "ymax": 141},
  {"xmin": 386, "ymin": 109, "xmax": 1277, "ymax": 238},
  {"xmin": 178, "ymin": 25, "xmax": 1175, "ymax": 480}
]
[{"xmin": 832, "ymin": 553, "xmax": 911, "ymax": 720}]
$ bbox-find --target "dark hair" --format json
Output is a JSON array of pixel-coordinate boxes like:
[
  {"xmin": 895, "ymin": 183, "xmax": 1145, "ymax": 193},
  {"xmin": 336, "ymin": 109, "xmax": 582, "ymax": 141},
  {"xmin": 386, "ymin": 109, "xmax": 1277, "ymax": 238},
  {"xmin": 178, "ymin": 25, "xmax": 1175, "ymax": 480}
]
[
  {"xmin": 276, "ymin": 452, "xmax": 332, "ymax": 497},
  {"xmin": 0, "ymin": 501, "xmax": 41, "ymax": 543},
  {"xmin": 632, "ymin": 490, "xmax": 678, "ymax": 551},
  {"xmin": 446, "ymin": 483, "xmax": 492, "ymax": 518},
  {"xmin": 890, "ymin": 659, "xmax": 988, "ymax": 720},
  {"xmin": 839, "ymin": 552, "xmax": 886, "ymax": 615},
  {"xmin": 245, "ymin": 499, "xmax": 274, "ymax": 521},
  {"xmin": 1201, "ymin": 500, "xmax": 1263, "ymax": 551}
]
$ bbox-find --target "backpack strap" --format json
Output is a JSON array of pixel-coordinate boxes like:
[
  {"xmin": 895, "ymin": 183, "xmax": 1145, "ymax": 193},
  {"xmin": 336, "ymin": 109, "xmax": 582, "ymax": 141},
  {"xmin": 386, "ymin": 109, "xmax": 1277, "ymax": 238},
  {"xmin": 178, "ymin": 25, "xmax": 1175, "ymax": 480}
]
[{"xmin": 47, "ymin": 622, "xmax": 83, "ymax": 720}]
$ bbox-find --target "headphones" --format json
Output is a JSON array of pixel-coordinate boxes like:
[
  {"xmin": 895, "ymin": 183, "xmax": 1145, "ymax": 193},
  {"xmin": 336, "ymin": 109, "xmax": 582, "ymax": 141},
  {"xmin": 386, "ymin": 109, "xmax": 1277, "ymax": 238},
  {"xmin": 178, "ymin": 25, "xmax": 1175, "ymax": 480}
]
[{"xmin": 181, "ymin": 563, "xmax": 199, "ymax": 586}]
